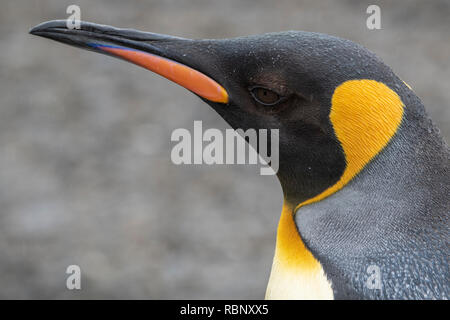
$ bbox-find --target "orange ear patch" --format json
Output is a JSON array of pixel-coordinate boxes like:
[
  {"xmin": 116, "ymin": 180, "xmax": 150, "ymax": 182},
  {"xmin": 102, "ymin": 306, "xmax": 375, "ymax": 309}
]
[{"xmin": 296, "ymin": 79, "xmax": 404, "ymax": 210}]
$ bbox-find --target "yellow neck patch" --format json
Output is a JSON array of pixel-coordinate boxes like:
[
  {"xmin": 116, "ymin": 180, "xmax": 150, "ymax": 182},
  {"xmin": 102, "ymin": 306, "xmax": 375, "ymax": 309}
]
[
  {"xmin": 266, "ymin": 80, "xmax": 404, "ymax": 300},
  {"xmin": 266, "ymin": 203, "xmax": 333, "ymax": 299}
]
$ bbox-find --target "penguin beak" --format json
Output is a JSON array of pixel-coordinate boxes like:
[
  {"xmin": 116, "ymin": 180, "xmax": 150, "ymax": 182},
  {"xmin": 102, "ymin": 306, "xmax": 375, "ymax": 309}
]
[{"xmin": 29, "ymin": 20, "xmax": 229, "ymax": 104}]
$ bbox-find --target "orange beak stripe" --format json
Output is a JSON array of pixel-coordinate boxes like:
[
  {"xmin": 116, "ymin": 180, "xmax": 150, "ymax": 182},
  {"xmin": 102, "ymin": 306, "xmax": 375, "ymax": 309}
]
[{"xmin": 96, "ymin": 45, "xmax": 229, "ymax": 103}]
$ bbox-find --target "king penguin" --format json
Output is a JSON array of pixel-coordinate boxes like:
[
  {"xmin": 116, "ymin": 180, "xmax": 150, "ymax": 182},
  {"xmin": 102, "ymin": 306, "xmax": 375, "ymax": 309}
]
[{"xmin": 30, "ymin": 20, "xmax": 449, "ymax": 300}]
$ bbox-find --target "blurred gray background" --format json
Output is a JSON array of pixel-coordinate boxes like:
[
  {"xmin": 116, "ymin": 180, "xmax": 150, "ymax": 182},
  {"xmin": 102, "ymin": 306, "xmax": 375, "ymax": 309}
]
[{"xmin": 0, "ymin": 0, "xmax": 449, "ymax": 299}]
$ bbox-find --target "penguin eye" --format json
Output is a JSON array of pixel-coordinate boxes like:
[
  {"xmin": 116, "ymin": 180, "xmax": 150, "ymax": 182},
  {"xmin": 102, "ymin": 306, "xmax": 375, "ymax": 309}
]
[{"xmin": 250, "ymin": 87, "xmax": 283, "ymax": 106}]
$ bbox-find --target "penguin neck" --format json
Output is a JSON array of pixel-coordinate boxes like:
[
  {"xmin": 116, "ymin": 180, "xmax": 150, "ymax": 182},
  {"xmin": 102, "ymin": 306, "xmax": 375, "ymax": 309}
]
[
  {"xmin": 267, "ymin": 79, "xmax": 408, "ymax": 299},
  {"xmin": 273, "ymin": 79, "xmax": 406, "ymax": 258}
]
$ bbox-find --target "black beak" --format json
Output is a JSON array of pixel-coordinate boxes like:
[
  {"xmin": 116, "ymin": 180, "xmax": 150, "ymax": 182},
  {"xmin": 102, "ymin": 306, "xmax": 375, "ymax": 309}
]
[{"xmin": 30, "ymin": 20, "xmax": 229, "ymax": 103}]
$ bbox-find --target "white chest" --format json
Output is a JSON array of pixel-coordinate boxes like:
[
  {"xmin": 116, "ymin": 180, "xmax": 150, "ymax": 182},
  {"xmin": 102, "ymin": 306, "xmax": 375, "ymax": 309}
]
[{"xmin": 265, "ymin": 259, "xmax": 334, "ymax": 300}]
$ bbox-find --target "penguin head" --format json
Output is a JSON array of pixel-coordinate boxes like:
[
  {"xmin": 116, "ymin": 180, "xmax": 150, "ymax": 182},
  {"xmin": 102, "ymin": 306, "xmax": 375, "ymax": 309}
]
[{"xmin": 30, "ymin": 21, "xmax": 406, "ymax": 205}]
